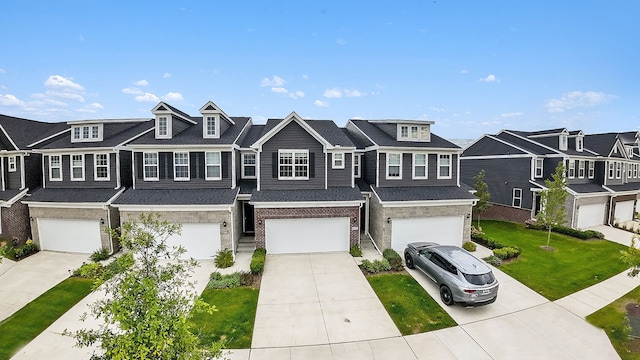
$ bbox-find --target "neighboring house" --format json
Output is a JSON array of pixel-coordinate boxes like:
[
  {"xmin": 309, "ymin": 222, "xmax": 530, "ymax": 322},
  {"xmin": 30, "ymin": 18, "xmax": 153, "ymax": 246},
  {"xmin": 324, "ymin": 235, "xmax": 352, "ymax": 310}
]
[
  {"xmin": 345, "ymin": 119, "xmax": 477, "ymax": 253},
  {"xmin": 460, "ymin": 128, "xmax": 640, "ymax": 229},
  {"xmin": 23, "ymin": 118, "xmax": 154, "ymax": 254},
  {"xmin": 0, "ymin": 114, "xmax": 65, "ymax": 243}
]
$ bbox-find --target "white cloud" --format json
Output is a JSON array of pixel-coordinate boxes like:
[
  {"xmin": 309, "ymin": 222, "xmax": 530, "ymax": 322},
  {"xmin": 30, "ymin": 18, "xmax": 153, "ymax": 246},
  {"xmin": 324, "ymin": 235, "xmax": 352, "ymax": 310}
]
[
  {"xmin": 429, "ymin": 106, "xmax": 446, "ymax": 112},
  {"xmin": 44, "ymin": 75, "xmax": 85, "ymax": 90},
  {"xmin": 323, "ymin": 88, "xmax": 342, "ymax": 98},
  {"xmin": 261, "ymin": 75, "xmax": 286, "ymax": 87},
  {"xmin": 89, "ymin": 102, "xmax": 104, "ymax": 109},
  {"xmin": 302, "ymin": 74, "xmax": 309, "ymax": 79},
  {"xmin": 163, "ymin": 73, "xmax": 172, "ymax": 78},
  {"xmin": 546, "ymin": 91, "xmax": 615, "ymax": 113},
  {"xmin": 289, "ymin": 90, "xmax": 305, "ymax": 99},
  {"xmin": 122, "ymin": 87, "xmax": 143, "ymax": 95},
  {"xmin": 162, "ymin": 92, "xmax": 183, "ymax": 101},
  {"xmin": 501, "ymin": 112, "xmax": 523, "ymax": 118},
  {"xmin": 135, "ymin": 92, "xmax": 160, "ymax": 102},
  {"xmin": 0, "ymin": 68, "xmax": 5, "ymax": 74},
  {"xmin": 460, "ymin": 69, "xmax": 468, "ymax": 74},
  {"xmin": 0, "ymin": 94, "xmax": 25, "ymax": 107},
  {"xmin": 271, "ymin": 87, "xmax": 288, "ymax": 94},
  {"xmin": 336, "ymin": 38, "xmax": 347, "ymax": 46},
  {"xmin": 135, "ymin": 79, "xmax": 149, "ymax": 87},
  {"xmin": 314, "ymin": 100, "xmax": 329, "ymax": 107},
  {"xmin": 344, "ymin": 89, "xmax": 362, "ymax": 97},
  {"xmin": 45, "ymin": 91, "xmax": 84, "ymax": 102},
  {"xmin": 479, "ymin": 74, "xmax": 499, "ymax": 83}
]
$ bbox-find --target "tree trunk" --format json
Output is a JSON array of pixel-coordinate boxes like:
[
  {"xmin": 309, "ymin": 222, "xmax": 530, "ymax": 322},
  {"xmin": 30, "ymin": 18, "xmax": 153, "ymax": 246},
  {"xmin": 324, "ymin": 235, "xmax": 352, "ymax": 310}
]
[{"xmin": 547, "ymin": 226, "xmax": 552, "ymax": 246}]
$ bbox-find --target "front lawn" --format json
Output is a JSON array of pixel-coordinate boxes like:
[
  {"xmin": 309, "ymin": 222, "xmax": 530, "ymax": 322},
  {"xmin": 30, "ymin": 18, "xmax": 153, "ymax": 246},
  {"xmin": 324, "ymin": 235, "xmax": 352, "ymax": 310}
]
[
  {"xmin": 481, "ymin": 220, "xmax": 628, "ymax": 300},
  {"xmin": 367, "ymin": 273, "xmax": 456, "ymax": 335},
  {"xmin": 189, "ymin": 287, "xmax": 259, "ymax": 349},
  {"xmin": 0, "ymin": 277, "xmax": 93, "ymax": 360},
  {"xmin": 587, "ymin": 285, "xmax": 640, "ymax": 360}
]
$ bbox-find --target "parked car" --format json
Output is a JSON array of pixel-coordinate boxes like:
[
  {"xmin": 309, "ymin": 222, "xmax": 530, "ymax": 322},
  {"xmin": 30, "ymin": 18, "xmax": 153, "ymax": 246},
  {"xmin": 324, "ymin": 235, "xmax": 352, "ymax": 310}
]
[{"xmin": 404, "ymin": 242, "xmax": 498, "ymax": 306}]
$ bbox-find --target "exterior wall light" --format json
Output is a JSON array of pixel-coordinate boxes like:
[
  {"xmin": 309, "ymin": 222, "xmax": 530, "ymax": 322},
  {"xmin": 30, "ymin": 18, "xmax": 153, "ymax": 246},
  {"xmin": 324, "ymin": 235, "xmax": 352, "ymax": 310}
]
[
  {"xmin": 222, "ymin": 221, "xmax": 227, "ymax": 227},
  {"xmin": 387, "ymin": 217, "xmax": 391, "ymax": 224}
]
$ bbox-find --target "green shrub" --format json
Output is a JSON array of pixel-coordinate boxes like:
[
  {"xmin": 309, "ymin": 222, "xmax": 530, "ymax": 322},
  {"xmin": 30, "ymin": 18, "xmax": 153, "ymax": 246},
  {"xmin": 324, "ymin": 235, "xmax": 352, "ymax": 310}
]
[
  {"xmin": 526, "ymin": 219, "xmax": 604, "ymax": 239},
  {"xmin": 14, "ymin": 239, "xmax": 38, "ymax": 259},
  {"xmin": 483, "ymin": 255, "xmax": 503, "ymax": 267},
  {"xmin": 239, "ymin": 271, "xmax": 255, "ymax": 287},
  {"xmin": 90, "ymin": 248, "xmax": 110, "ymax": 262},
  {"xmin": 471, "ymin": 232, "xmax": 504, "ymax": 249},
  {"xmin": 101, "ymin": 253, "xmax": 134, "ymax": 281},
  {"xmin": 462, "ymin": 241, "xmax": 477, "ymax": 252},
  {"xmin": 250, "ymin": 248, "xmax": 266, "ymax": 274},
  {"xmin": 73, "ymin": 262, "xmax": 103, "ymax": 278},
  {"xmin": 360, "ymin": 259, "xmax": 391, "ymax": 273},
  {"xmin": 492, "ymin": 246, "xmax": 521, "ymax": 260},
  {"xmin": 207, "ymin": 271, "xmax": 241, "ymax": 289},
  {"xmin": 214, "ymin": 248, "xmax": 234, "ymax": 268},
  {"xmin": 349, "ymin": 245, "xmax": 363, "ymax": 257},
  {"xmin": 382, "ymin": 248, "xmax": 403, "ymax": 271}
]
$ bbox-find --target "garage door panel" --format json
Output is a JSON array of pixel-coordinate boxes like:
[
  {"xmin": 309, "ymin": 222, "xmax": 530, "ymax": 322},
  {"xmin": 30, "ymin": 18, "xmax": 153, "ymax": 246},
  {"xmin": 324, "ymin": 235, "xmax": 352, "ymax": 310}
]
[
  {"xmin": 38, "ymin": 218, "xmax": 102, "ymax": 253},
  {"xmin": 577, "ymin": 203, "xmax": 606, "ymax": 229},
  {"xmin": 615, "ymin": 201, "xmax": 635, "ymax": 223},
  {"xmin": 165, "ymin": 223, "xmax": 220, "ymax": 260},
  {"xmin": 265, "ymin": 218, "xmax": 350, "ymax": 254},
  {"xmin": 391, "ymin": 216, "xmax": 463, "ymax": 253}
]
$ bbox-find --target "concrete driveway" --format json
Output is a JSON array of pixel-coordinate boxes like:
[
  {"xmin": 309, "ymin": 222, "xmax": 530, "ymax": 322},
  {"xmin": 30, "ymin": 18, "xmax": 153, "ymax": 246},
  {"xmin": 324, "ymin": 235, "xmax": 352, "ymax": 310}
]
[
  {"xmin": 251, "ymin": 252, "xmax": 400, "ymax": 348},
  {"xmin": 0, "ymin": 251, "xmax": 88, "ymax": 321}
]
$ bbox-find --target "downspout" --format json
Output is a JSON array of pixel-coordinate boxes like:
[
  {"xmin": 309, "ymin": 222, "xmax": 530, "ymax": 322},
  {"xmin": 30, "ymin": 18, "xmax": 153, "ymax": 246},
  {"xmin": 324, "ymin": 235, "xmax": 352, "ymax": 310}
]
[
  {"xmin": 20, "ymin": 154, "xmax": 26, "ymax": 190},
  {"xmin": 41, "ymin": 155, "xmax": 46, "ymax": 189},
  {"xmin": 1, "ymin": 156, "xmax": 4, "ymax": 192},
  {"xmin": 571, "ymin": 195, "xmax": 577, "ymax": 229},
  {"xmin": 608, "ymin": 195, "xmax": 615, "ymax": 226},
  {"xmin": 229, "ymin": 206, "xmax": 235, "ymax": 260}
]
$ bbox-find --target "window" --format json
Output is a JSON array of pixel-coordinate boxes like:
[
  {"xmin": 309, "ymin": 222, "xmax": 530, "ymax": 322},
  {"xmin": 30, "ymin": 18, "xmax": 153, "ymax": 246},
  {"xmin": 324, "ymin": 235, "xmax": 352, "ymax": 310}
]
[
  {"xmin": 8, "ymin": 156, "xmax": 16, "ymax": 172},
  {"xmin": 616, "ymin": 162, "xmax": 622, "ymax": 179},
  {"xmin": 413, "ymin": 153, "xmax": 427, "ymax": 179},
  {"xmin": 94, "ymin": 153, "xmax": 109, "ymax": 180},
  {"xmin": 438, "ymin": 154, "xmax": 451, "ymax": 179},
  {"xmin": 73, "ymin": 127, "xmax": 81, "ymax": 140},
  {"xmin": 386, "ymin": 153, "xmax": 401, "ymax": 179},
  {"xmin": 512, "ymin": 188, "xmax": 522, "ymax": 208},
  {"xmin": 143, "ymin": 153, "xmax": 158, "ymax": 180},
  {"xmin": 205, "ymin": 116, "xmax": 217, "ymax": 137},
  {"xmin": 174, "ymin": 152, "xmax": 190, "ymax": 180},
  {"xmin": 82, "ymin": 126, "xmax": 89, "ymax": 139},
  {"xmin": 628, "ymin": 163, "xmax": 633, "ymax": 179},
  {"xmin": 91, "ymin": 125, "xmax": 99, "ymax": 139},
  {"xmin": 71, "ymin": 154, "xmax": 84, "ymax": 181},
  {"xmin": 559, "ymin": 134, "xmax": 568, "ymax": 150},
  {"xmin": 410, "ymin": 126, "xmax": 419, "ymax": 139},
  {"xmin": 399, "ymin": 124, "xmax": 430, "ymax": 141},
  {"xmin": 354, "ymin": 154, "xmax": 361, "ymax": 178},
  {"xmin": 279, "ymin": 151, "xmax": 309, "ymax": 180},
  {"xmin": 400, "ymin": 126, "xmax": 409, "ymax": 138},
  {"xmin": 578, "ymin": 160, "xmax": 585, "ymax": 178},
  {"xmin": 242, "ymin": 153, "xmax": 256, "ymax": 178},
  {"xmin": 534, "ymin": 158, "xmax": 543, "ymax": 178},
  {"xmin": 635, "ymin": 164, "xmax": 639, "ymax": 179},
  {"xmin": 576, "ymin": 137, "xmax": 583, "ymax": 151},
  {"xmin": 588, "ymin": 161, "xmax": 595, "ymax": 178},
  {"xmin": 608, "ymin": 162, "xmax": 615, "ymax": 179},
  {"xmin": 332, "ymin": 153, "xmax": 344, "ymax": 169},
  {"xmin": 49, "ymin": 155, "xmax": 62, "ymax": 181},
  {"xmin": 205, "ymin": 152, "xmax": 222, "ymax": 180},
  {"xmin": 157, "ymin": 116, "xmax": 168, "ymax": 137},
  {"xmin": 568, "ymin": 160, "xmax": 575, "ymax": 178}
]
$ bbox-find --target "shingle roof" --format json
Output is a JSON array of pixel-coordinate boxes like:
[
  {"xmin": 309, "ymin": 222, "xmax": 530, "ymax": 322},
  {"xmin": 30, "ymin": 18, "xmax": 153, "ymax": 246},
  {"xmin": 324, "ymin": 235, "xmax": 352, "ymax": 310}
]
[
  {"xmin": 0, "ymin": 189, "xmax": 26, "ymax": 203},
  {"xmin": 349, "ymin": 120, "xmax": 459, "ymax": 149},
  {"xmin": 0, "ymin": 114, "xmax": 64, "ymax": 149},
  {"xmin": 567, "ymin": 183, "xmax": 608, "ymax": 194},
  {"xmin": 584, "ymin": 133, "xmax": 619, "ymax": 156},
  {"xmin": 251, "ymin": 187, "xmax": 363, "ymax": 203},
  {"xmin": 605, "ymin": 183, "xmax": 640, "ymax": 192},
  {"xmin": 238, "ymin": 180, "xmax": 257, "ymax": 195},
  {"xmin": 36, "ymin": 120, "xmax": 154, "ymax": 149},
  {"xmin": 495, "ymin": 132, "xmax": 557, "ymax": 155},
  {"xmin": 26, "ymin": 188, "xmax": 123, "ymax": 203},
  {"xmin": 129, "ymin": 117, "xmax": 250, "ymax": 146},
  {"xmin": 114, "ymin": 188, "xmax": 238, "ymax": 205},
  {"xmin": 342, "ymin": 128, "xmax": 372, "ymax": 149},
  {"xmin": 372, "ymin": 186, "xmax": 477, "ymax": 202},
  {"xmin": 462, "ymin": 135, "xmax": 528, "ymax": 157},
  {"xmin": 511, "ymin": 128, "xmax": 566, "ymax": 137},
  {"xmin": 306, "ymin": 120, "xmax": 354, "ymax": 147},
  {"xmin": 239, "ymin": 125, "xmax": 265, "ymax": 148}
]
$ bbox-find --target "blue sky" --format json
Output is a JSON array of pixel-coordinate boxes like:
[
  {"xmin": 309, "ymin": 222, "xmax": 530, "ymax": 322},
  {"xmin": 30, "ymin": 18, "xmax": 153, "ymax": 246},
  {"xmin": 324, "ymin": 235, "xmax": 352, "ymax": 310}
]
[{"xmin": 0, "ymin": 1, "xmax": 637, "ymax": 140}]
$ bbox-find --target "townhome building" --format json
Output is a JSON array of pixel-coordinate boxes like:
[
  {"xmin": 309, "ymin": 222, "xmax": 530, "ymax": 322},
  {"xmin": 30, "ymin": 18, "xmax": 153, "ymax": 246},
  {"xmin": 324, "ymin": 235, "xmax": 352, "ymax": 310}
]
[{"xmin": 24, "ymin": 118, "xmax": 153, "ymax": 253}]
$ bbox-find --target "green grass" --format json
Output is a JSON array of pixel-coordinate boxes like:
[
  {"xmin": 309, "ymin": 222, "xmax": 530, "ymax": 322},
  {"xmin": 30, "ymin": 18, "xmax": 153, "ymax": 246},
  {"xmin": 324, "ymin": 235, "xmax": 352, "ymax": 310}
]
[
  {"xmin": 189, "ymin": 287, "xmax": 259, "ymax": 349},
  {"xmin": 587, "ymin": 285, "xmax": 640, "ymax": 360},
  {"xmin": 481, "ymin": 220, "xmax": 629, "ymax": 300},
  {"xmin": 366, "ymin": 273, "xmax": 457, "ymax": 335},
  {"xmin": 0, "ymin": 277, "xmax": 93, "ymax": 360}
]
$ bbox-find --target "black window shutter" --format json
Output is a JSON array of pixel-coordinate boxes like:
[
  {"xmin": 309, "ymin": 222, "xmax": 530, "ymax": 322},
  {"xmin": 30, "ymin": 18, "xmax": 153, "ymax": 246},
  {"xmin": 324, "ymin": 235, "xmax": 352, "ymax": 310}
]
[
  {"xmin": 222, "ymin": 152, "xmax": 229, "ymax": 179},
  {"xmin": 272, "ymin": 152, "xmax": 278, "ymax": 178},
  {"xmin": 167, "ymin": 153, "xmax": 174, "ymax": 179},
  {"xmin": 309, "ymin": 153, "xmax": 315, "ymax": 178},
  {"xmin": 136, "ymin": 153, "xmax": 143, "ymax": 179},
  {"xmin": 199, "ymin": 152, "xmax": 205, "ymax": 179},
  {"xmin": 190, "ymin": 152, "xmax": 198, "ymax": 179},
  {"xmin": 159, "ymin": 153, "xmax": 167, "ymax": 179}
]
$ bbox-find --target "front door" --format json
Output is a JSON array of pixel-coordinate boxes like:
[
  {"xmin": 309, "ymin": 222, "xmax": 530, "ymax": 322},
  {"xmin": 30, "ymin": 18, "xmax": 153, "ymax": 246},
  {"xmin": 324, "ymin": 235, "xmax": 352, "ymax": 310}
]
[{"xmin": 243, "ymin": 202, "xmax": 255, "ymax": 234}]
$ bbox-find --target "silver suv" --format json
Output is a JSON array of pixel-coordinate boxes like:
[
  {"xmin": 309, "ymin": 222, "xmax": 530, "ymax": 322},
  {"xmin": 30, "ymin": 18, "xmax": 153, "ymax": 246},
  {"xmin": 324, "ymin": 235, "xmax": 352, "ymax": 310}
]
[{"xmin": 404, "ymin": 242, "xmax": 498, "ymax": 306}]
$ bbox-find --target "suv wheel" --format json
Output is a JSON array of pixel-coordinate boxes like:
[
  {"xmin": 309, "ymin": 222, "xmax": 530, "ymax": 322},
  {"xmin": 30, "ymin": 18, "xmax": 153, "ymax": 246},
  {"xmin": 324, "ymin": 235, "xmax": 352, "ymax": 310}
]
[
  {"xmin": 405, "ymin": 253, "xmax": 414, "ymax": 269},
  {"xmin": 440, "ymin": 285, "xmax": 454, "ymax": 306}
]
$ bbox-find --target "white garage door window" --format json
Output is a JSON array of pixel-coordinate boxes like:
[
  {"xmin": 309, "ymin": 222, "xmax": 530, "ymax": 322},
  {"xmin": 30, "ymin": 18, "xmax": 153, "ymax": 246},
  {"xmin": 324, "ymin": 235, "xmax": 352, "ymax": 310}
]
[
  {"xmin": 615, "ymin": 201, "xmax": 635, "ymax": 222},
  {"xmin": 391, "ymin": 216, "xmax": 464, "ymax": 253},
  {"xmin": 38, "ymin": 218, "xmax": 102, "ymax": 253},
  {"xmin": 265, "ymin": 217, "xmax": 350, "ymax": 254},
  {"xmin": 165, "ymin": 223, "xmax": 221, "ymax": 260},
  {"xmin": 576, "ymin": 203, "xmax": 606, "ymax": 229}
]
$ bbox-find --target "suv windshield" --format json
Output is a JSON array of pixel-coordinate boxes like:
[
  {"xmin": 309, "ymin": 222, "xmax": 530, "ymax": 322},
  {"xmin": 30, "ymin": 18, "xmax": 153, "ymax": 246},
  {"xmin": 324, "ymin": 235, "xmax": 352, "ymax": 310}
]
[{"xmin": 463, "ymin": 272, "xmax": 495, "ymax": 286}]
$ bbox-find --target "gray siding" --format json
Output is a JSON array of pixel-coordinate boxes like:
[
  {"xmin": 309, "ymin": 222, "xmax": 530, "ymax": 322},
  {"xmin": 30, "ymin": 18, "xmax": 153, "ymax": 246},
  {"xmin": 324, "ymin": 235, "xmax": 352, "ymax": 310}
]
[
  {"xmin": 25, "ymin": 153, "xmax": 42, "ymax": 190},
  {"xmin": 363, "ymin": 150, "xmax": 377, "ymax": 186},
  {"xmin": 259, "ymin": 121, "xmax": 325, "ymax": 190},
  {"xmin": 43, "ymin": 153, "xmax": 118, "ymax": 189},
  {"xmin": 377, "ymin": 152, "xmax": 458, "ymax": 187},
  {"xmin": 120, "ymin": 151, "xmax": 132, "ymax": 188},
  {"xmin": 327, "ymin": 153, "xmax": 352, "ymax": 187},
  {"xmin": 4, "ymin": 156, "xmax": 22, "ymax": 189}
]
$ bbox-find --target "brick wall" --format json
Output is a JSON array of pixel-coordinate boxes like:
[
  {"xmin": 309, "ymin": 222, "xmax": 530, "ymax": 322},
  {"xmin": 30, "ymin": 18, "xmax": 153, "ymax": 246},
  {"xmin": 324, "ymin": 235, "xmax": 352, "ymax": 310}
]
[
  {"xmin": 1, "ymin": 200, "xmax": 31, "ymax": 245},
  {"xmin": 254, "ymin": 206, "xmax": 360, "ymax": 249},
  {"xmin": 476, "ymin": 203, "xmax": 531, "ymax": 224}
]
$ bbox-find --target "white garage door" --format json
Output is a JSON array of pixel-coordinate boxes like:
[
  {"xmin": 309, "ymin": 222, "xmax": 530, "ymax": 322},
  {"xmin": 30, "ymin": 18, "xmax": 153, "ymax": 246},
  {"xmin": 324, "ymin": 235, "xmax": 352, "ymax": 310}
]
[
  {"xmin": 38, "ymin": 218, "xmax": 102, "ymax": 253},
  {"xmin": 165, "ymin": 223, "xmax": 221, "ymax": 260},
  {"xmin": 391, "ymin": 216, "xmax": 464, "ymax": 253},
  {"xmin": 576, "ymin": 203, "xmax": 606, "ymax": 229},
  {"xmin": 615, "ymin": 201, "xmax": 635, "ymax": 222},
  {"xmin": 265, "ymin": 217, "xmax": 350, "ymax": 254}
]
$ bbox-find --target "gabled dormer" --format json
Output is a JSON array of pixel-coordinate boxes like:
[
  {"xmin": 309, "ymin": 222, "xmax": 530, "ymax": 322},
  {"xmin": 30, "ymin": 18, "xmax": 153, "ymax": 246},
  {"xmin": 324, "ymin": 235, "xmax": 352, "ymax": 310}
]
[
  {"xmin": 199, "ymin": 101, "xmax": 235, "ymax": 139},
  {"xmin": 558, "ymin": 129, "xmax": 569, "ymax": 150},
  {"xmin": 69, "ymin": 121, "xmax": 104, "ymax": 143},
  {"xmin": 571, "ymin": 130, "xmax": 584, "ymax": 152},
  {"xmin": 395, "ymin": 120, "xmax": 434, "ymax": 142},
  {"xmin": 151, "ymin": 102, "xmax": 196, "ymax": 140}
]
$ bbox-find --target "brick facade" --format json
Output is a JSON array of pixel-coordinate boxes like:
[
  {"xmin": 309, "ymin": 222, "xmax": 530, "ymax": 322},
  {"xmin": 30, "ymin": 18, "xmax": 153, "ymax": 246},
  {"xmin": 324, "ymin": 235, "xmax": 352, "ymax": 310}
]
[
  {"xmin": 254, "ymin": 206, "xmax": 360, "ymax": 249},
  {"xmin": 1, "ymin": 200, "xmax": 31, "ymax": 245},
  {"xmin": 476, "ymin": 203, "xmax": 532, "ymax": 224}
]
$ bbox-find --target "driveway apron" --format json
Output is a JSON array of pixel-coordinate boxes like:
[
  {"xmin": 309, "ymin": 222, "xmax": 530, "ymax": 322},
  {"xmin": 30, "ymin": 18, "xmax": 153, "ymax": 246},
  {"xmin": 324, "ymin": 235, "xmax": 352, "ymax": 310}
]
[{"xmin": 251, "ymin": 252, "xmax": 400, "ymax": 348}]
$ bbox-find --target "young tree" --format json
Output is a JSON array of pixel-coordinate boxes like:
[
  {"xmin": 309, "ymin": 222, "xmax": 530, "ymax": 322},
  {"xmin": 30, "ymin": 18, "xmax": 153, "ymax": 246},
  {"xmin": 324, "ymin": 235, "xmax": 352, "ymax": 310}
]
[
  {"xmin": 536, "ymin": 162, "xmax": 568, "ymax": 247},
  {"xmin": 620, "ymin": 236, "xmax": 640, "ymax": 277},
  {"xmin": 65, "ymin": 213, "xmax": 222, "ymax": 360},
  {"xmin": 472, "ymin": 169, "xmax": 491, "ymax": 229}
]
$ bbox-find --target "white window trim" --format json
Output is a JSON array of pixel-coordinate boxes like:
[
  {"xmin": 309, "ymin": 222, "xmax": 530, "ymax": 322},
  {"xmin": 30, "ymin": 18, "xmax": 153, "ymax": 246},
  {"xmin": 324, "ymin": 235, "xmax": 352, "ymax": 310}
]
[
  {"xmin": 94, "ymin": 153, "xmax": 110, "ymax": 181},
  {"xmin": 512, "ymin": 188, "xmax": 522, "ymax": 208},
  {"xmin": 608, "ymin": 162, "xmax": 615, "ymax": 179},
  {"xmin": 588, "ymin": 161, "xmax": 595, "ymax": 179},
  {"xmin": 205, "ymin": 151, "xmax": 222, "ymax": 181},
  {"xmin": 568, "ymin": 160, "xmax": 575, "ymax": 178},
  {"xmin": 71, "ymin": 124, "xmax": 103, "ymax": 142},
  {"xmin": 73, "ymin": 127, "xmax": 81, "ymax": 140},
  {"xmin": 173, "ymin": 152, "xmax": 190, "ymax": 181},
  {"xmin": 91, "ymin": 125, "xmax": 99, "ymax": 139},
  {"xmin": 278, "ymin": 150, "xmax": 309, "ymax": 180},
  {"xmin": 241, "ymin": 153, "xmax": 256, "ymax": 179},
  {"xmin": 70, "ymin": 154, "xmax": 85, "ymax": 181},
  {"xmin": 354, "ymin": 154, "xmax": 362, "ymax": 178},
  {"xmin": 8, "ymin": 156, "xmax": 16, "ymax": 172},
  {"xmin": 332, "ymin": 153, "xmax": 345, "ymax": 169},
  {"xmin": 385, "ymin": 152, "xmax": 402, "ymax": 180},
  {"xmin": 578, "ymin": 160, "xmax": 585, "ymax": 178},
  {"xmin": 156, "ymin": 116, "xmax": 171, "ymax": 139},
  {"xmin": 559, "ymin": 135, "xmax": 568, "ymax": 151},
  {"xmin": 412, "ymin": 153, "xmax": 428, "ymax": 179},
  {"xmin": 634, "ymin": 163, "xmax": 639, "ymax": 179},
  {"xmin": 203, "ymin": 115, "xmax": 220, "ymax": 139},
  {"xmin": 437, "ymin": 154, "xmax": 452, "ymax": 179},
  {"xmin": 576, "ymin": 137, "xmax": 583, "ymax": 152},
  {"xmin": 143, "ymin": 152, "xmax": 159, "ymax": 181},
  {"xmin": 534, "ymin": 158, "xmax": 543, "ymax": 178},
  {"xmin": 49, "ymin": 155, "xmax": 62, "ymax": 181},
  {"xmin": 616, "ymin": 162, "xmax": 622, "ymax": 179}
]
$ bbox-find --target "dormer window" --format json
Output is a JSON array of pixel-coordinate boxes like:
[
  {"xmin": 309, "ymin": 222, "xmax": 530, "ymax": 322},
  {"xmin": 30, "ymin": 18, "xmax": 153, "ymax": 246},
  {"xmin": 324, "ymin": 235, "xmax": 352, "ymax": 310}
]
[
  {"xmin": 397, "ymin": 123, "xmax": 431, "ymax": 142},
  {"xmin": 576, "ymin": 137, "xmax": 583, "ymax": 152},
  {"xmin": 203, "ymin": 115, "xmax": 219, "ymax": 139},
  {"xmin": 154, "ymin": 116, "xmax": 172, "ymax": 139},
  {"xmin": 71, "ymin": 124, "xmax": 103, "ymax": 142},
  {"xmin": 627, "ymin": 146, "xmax": 634, "ymax": 158},
  {"xmin": 559, "ymin": 134, "xmax": 568, "ymax": 150}
]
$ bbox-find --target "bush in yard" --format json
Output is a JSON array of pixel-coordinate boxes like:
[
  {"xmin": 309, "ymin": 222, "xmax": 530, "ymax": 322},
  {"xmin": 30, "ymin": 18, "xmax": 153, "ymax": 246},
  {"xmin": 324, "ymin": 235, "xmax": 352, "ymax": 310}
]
[
  {"xmin": 250, "ymin": 248, "xmax": 266, "ymax": 274},
  {"xmin": 73, "ymin": 262, "xmax": 104, "ymax": 279},
  {"xmin": 492, "ymin": 246, "xmax": 521, "ymax": 260},
  {"xmin": 14, "ymin": 239, "xmax": 38, "ymax": 259},
  {"xmin": 90, "ymin": 248, "xmax": 110, "ymax": 262},
  {"xmin": 462, "ymin": 241, "xmax": 477, "ymax": 252},
  {"xmin": 214, "ymin": 248, "xmax": 234, "ymax": 268},
  {"xmin": 360, "ymin": 259, "xmax": 391, "ymax": 273},
  {"xmin": 382, "ymin": 248, "xmax": 403, "ymax": 271},
  {"xmin": 349, "ymin": 244, "xmax": 363, "ymax": 257},
  {"xmin": 207, "ymin": 272, "xmax": 241, "ymax": 289},
  {"xmin": 239, "ymin": 271, "xmax": 255, "ymax": 287},
  {"xmin": 472, "ymin": 232, "xmax": 505, "ymax": 249},
  {"xmin": 483, "ymin": 255, "xmax": 503, "ymax": 267}
]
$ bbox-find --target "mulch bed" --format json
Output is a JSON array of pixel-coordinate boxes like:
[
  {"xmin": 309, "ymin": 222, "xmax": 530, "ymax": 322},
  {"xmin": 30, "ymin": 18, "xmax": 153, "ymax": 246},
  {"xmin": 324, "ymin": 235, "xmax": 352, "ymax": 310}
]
[{"xmin": 625, "ymin": 303, "xmax": 640, "ymax": 338}]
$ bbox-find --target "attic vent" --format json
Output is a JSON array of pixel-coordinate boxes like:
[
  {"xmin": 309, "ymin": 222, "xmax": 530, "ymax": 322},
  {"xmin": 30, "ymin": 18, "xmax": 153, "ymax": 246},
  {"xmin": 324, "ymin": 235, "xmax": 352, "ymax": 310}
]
[
  {"xmin": 204, "ymin": 104, "xmax": 216, "ymax": 111},
  {"xmin": 157, "ymin": 105, "xmax": 168, "ymax": 111}
]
